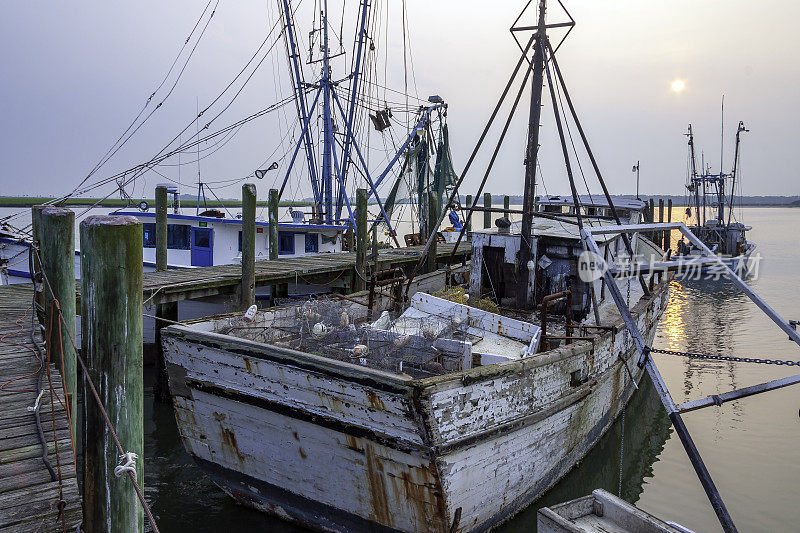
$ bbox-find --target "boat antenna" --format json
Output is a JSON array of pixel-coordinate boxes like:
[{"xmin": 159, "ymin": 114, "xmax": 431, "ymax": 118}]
[
  {"xmin": 196, "ymin": 96, "xmax": 202, "ymax": 216},
  {"xmin": 720, "ymin": 94, "xmax": 724, "ymax": 178}
]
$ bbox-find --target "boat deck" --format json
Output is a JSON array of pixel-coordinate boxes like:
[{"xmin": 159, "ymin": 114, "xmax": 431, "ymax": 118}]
[{"xmin": 0, "ymin": 284, "xmax": 81, "ymax": 532}]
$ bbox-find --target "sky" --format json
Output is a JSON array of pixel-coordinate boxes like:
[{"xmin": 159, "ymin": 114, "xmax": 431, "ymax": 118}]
[{"xmin": 1, "ymin": 0, "xmax": 798, "ymax": 204}]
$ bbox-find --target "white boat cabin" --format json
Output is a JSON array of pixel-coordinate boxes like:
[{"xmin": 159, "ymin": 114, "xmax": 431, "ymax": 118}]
[
  {"xmin": 536, "ymin": 195, "xmax": 646, "ymax": 224},
  {"xmin": 112, "ymin": 209, "xmax": 344, "ymax": 270}
]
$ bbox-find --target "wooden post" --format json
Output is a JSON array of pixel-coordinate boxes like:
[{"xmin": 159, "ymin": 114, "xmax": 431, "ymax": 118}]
[
  {"xmin": 649, "ymin": 198, "xmax": 655, "ymax": 243},
  {"xmin": 268, "ymin": 189, "xmax": 279, "ymax": 261},
  {"xmin": 80, "ymin": 215, "xmax": 143, "ymax": 533},
  {"xmin": 666, "ymin": 199, "xmax": 673, "ymax": 251},
  {"xmin": 39, "ymin": 206, "xmax": 77, "ymax": 442},
  {"xmin": 371, "ymin": 224, "xmax": 379, "ymax": 273},
  {"xmin": 483, "ymin": 192, "xmax": 492, "ymax": 229},
  {"xmin": 155, "ymin": 186, "xmax": 168, "ymax": 271},
  {"xmin": 153, "ymin": 186, "xmax": 172, "ymax": 401},
  {"xmin": 31, "ymin": 206, "xmax": 45, "ymax": 323},
  {"xmin": 465, "ymin": 194, "xmax": 472, "ymax": 232},
  {"xmin": 267, "ymin": 188, "xmax": 279, "ymax": 306},
  {"xmin": 355, "ymin": 188, "xmax": 367, "ymax": 291},
  {"xmin": 503, "ymin": 195, "xmax": 510, "ymax": 219},
  {"xmin": 241, "ymin": 184, "xmax": 256, "ymax": 310},
  {"xmin": 658, "ymin": 198, "xmax": 665, "ymax": 250},
  {"xmin": 425, "ymin": 191, "xmax": 438, "ymax": 274}
]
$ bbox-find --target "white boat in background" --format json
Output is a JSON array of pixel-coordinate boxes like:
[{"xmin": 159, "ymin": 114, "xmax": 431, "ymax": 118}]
[{"xmin": 0, "ymin": 190, "xmax": 345, "ymax": 285}]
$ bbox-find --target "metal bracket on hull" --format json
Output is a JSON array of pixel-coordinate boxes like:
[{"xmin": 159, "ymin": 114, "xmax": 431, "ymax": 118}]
[{"xmin": 583, "ymin": 222, "xmax": 800, "ymax": 533}]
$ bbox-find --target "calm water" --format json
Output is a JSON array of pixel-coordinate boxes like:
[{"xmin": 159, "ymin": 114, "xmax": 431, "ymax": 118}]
[{"xmin": 8, "ymin": 204, "xmax": 793, "ymax": 532}]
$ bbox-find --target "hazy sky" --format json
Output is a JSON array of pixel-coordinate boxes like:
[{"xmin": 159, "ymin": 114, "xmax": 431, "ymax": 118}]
[{"xmin": 1, "ymin": 0, "xmax": 798, "ymax": 203}]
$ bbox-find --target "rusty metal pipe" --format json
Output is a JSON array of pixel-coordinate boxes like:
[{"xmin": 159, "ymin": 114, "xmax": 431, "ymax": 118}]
[{"xmin": 540, "ymin": 290, "xmax": 571, "ymax": 352}]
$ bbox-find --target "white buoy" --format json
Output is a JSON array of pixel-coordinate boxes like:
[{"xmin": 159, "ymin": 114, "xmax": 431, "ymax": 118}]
[
  {"xmin": 243, "ymin": 304, "xmax": 258, "ymax": 322},
  {"xmin": 312, "ymin": 322, "xmax": 327, "ymax": 337}
]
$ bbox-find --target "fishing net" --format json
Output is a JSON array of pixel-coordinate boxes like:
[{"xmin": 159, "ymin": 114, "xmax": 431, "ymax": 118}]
[{"xmin": 218, "ymin": 297, "xmax": 472, "ymax": 378}]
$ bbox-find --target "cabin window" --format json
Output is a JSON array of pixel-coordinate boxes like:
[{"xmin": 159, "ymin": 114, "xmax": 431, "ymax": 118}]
[
  {"xmin": 278, "ymin": 232, "xmax": 294, "ymax": 255},
  {"xmin": 143, "ymin": 223, "xmax": 189, "ymax": 249},
  {"xmin": 142, "ymin": 223, "xmax": 156, "ymax": 248},
  {"xmin": 167, "ymin": 224, "xmax": 191, "ymax": 249},
  {"xmin": 305, "ymin": 233, "xmax": 318, "ymax": 253},
  {"xmin": 238, "ymin": 231, "xmax": 242, "ymax": 252}
]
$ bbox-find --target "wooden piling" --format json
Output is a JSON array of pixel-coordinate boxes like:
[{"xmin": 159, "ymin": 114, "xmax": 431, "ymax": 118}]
[
  {"xmin": 503, "ymin": 195, "xmax": 510, "ymax": 219},
  {"xmin": 666, "ymin": 198, "xmax": 673, "ymax": 251},
  {"xmin": 465, "ymin": 194, "xmax": 472, "ymax": 232},
  {"xmin": 268, "ymin": 188, "xmax": 279, "ymax": 261},
  {"xmin": 154, "ymin": 186, "xmax": 171, "ymax": 401},
  {"xmin": 241, "ymin": 184, "xmax": 256, "ymax": 310},
  {"xmin": 425, "ymin": 191, "xmax": 438, "ymax": 274},
  {"xmin": 648, "ymin": 198, "xmax": 655, "ymax": 243},
  {"xmin": 80, "ymin": 215, "xmax": 143, "ymax": 533},
  {"xmin": 155, "ymin": 186, "xmax": 168, "ymax": 271},
  {"xmin": 484, "ymin": 192, "xmax": 492, "ymax": 229},
  {"xmin": 658, "ymin": 198, "xmax": 665, "ymax": 250},
  {"xmin": 39, "ymin": 206, "xmax": 77, "ymax": 442},
  {"xmin": 354, "ymin": 189, "xmax": 367, "ymax": 291}
]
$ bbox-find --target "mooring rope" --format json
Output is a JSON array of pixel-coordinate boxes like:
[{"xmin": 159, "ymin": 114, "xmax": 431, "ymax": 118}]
[{"xmin": 34, "ymin": 249, "xmax": 160, "ymax": 533}]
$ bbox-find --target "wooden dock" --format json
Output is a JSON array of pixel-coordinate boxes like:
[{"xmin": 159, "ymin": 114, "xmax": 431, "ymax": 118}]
[
  {"xmin": 137, "ymin": 242, "xmax": 469, "ymax": 305},
  {"xmin": 0, "ymin": 284, "xmax": 81, "ymax": 532}
]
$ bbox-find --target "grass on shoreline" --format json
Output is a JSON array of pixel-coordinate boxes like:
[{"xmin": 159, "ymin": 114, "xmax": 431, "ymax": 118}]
[{"xmin": 0, "ymin": 196, "xmax": 311, "ymax": 209}]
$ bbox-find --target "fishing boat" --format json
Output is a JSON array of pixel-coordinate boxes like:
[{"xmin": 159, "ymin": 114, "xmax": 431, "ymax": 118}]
[
  {"xmin": 675, "ymin": 122, "xmax": 756, "ymax": 273},
  {"xmin": 0, "ymin": 0, "xmax": 453, "ymax": 285},
  {"xmin": 161, "ymin": 1, "xmax": 673, "ymax": 530}
]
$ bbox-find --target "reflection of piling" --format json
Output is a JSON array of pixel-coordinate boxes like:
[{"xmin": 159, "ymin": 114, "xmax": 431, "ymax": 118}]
[
  {"xmin": 154, "ymin": 186, "xmax": 174, "ymax": 401},
  {"xmin": 240, "ymin": 184, "xmax": 256, "ymax": 310},
  {"xmin": 355, "ymin": 188, "xmax": 367, "ymax": 291},
  {"xmin": 39, "ymin": 206, "xmax": 77, "ymax": 441},
  {"xmin": 80, "ymin": 215, "xmax": 144, "ymax": 532},
  {"xmin": 483, "ymin": 192, "xmax": 491, "ymax": 229}
]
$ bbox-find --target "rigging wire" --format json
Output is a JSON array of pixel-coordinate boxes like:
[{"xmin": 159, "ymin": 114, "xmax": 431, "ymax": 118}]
[{"xmin": 76, "ymin": 0, "xmax": 220, "ymax": 195}]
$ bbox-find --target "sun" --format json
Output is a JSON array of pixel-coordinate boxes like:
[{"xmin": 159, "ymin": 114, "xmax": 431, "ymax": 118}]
[{"xmin": 671, "ymin": 79, "xmax": 686, "ymax": 92}]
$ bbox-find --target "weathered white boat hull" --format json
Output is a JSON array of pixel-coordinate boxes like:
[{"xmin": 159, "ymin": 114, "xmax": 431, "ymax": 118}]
[{"xmin": 163, "ymin": 280, "xmax": 669, "ymax": 532}]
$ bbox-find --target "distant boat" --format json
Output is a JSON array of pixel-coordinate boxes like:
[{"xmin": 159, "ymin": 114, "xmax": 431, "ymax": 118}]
[{"xmin": 675, "ymin": 122, "xmax": 756, "ymax": 272}]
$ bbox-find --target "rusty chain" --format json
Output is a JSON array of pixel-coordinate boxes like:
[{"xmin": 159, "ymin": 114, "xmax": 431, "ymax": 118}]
[{"xmin": 648, "ymin": 347, "xmax": 800, "ymax": 367}]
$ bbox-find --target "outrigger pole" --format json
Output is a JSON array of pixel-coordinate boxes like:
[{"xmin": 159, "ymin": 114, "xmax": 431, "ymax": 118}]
[{"xmin": 276, "ymin": 0, "xmax": 444, "ymax": 247}]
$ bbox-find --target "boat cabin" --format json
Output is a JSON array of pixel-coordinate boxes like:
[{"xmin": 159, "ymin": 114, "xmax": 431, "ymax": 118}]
[
  {"xmin": 470, "ymin": 197, "xmax": 647, "ymax": 317},
  {"xmin": 536, "ymin": 195, "xmax": 645, "ymax": 225},
  {"xmin": 113, "ymin": 210, "xmax": 344, "ymax": 270}
]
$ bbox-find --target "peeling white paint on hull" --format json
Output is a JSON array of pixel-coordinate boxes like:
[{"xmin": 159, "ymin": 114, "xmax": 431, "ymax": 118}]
[{"xmin": 162, "ymin": 281, "xmax": 669, "ymax": 532}]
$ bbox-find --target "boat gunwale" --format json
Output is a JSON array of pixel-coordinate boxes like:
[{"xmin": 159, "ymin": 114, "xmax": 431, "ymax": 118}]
[{"xmin": 162, "ymin": 275, "xmax": 670, "ymax": 396}]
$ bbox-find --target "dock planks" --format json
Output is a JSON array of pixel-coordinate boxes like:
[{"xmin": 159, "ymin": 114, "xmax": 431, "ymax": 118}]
[
  {"xmin": 0, "ymin": 284, "xmax": 81, "ymax": 532},
  {"xmin": 138, "ymin": 241, "xmax": 470, "ymax": 305}
]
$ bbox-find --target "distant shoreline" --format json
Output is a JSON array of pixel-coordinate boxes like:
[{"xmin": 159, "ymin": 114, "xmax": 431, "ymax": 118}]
[{"xmin": 0, "ymin": 196, "xmax": 311, "ymax": 209}]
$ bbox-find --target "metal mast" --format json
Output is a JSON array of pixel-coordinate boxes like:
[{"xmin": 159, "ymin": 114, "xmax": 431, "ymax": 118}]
[
  {"xmin": 280, "ymin": 0, "xmax": 320, "ymax": 213},
  {"xmin": 517, "ymin": 0, "xmax": 547, "ymax": 307},
  {"xmin": 727, "ymin": 121, "xmax": 748, "ymax": 226},
  {"xmin": 320, "ymin": 0, "xmax": 335, "ymax": 223},
  {"xmin": 336, "ymin": 0, "xmax": 371, "ymax": 222}
]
